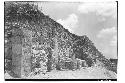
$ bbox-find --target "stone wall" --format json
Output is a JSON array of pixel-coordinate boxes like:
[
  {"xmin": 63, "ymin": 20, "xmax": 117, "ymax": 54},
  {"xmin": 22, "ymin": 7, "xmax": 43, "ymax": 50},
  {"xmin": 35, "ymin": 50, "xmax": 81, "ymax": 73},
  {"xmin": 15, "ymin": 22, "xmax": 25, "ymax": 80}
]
[{"xmin": 4, "ymin": 2, "xmax": 117, "ymax": 78}]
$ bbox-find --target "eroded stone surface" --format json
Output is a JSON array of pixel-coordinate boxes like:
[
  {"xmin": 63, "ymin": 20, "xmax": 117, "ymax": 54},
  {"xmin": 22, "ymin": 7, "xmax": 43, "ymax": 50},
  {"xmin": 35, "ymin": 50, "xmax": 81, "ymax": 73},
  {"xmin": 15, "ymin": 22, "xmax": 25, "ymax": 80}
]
[{"xmin": 4, "ymin": 2, "xmax": 117, "ymax": 78}]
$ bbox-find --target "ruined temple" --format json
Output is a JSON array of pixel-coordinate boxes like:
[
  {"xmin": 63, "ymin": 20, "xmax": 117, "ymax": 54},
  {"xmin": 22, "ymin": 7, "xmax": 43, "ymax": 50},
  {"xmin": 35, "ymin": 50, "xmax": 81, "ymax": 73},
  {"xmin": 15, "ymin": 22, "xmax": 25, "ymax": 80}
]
[{"xmin": 4, "ymin": 2, "xmax": 117, "ymax": 78}]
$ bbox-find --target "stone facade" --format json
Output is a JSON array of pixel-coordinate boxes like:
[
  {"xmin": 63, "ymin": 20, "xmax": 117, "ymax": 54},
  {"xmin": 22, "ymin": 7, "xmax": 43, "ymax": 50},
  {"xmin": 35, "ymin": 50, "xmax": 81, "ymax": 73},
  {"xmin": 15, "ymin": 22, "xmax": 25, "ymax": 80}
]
[{"xmin": 4, "ymin": 2, "xmax": 117, "ymax": 78}]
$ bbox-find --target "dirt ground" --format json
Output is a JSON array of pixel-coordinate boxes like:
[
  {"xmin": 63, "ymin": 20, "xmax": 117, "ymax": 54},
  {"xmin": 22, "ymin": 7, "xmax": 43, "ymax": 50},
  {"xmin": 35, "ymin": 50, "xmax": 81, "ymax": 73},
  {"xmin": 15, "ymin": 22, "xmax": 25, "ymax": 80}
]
[{"xmin": 5, "ymin": 66, "xmax": 116, "ymax": 79}]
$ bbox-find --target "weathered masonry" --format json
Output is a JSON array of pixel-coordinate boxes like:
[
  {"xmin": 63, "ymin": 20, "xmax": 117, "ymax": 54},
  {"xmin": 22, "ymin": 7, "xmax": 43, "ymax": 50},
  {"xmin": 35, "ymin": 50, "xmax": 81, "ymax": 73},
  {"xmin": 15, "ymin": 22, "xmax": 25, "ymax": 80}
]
[
  {"xmin": 5, "ymin": 27, "xmax": 33, "ymax": 78},
  {"xmin": 4, "ymin": 2, "xmax": 117, "ymax": 78}
]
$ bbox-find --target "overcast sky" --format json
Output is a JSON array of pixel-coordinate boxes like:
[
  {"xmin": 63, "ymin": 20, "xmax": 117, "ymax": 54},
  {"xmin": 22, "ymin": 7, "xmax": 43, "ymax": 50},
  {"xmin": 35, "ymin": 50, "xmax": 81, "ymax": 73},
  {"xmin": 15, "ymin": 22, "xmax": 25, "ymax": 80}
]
[{"xmin": 37, "ymin": 1, "xmax": 117, "ymax": 59}]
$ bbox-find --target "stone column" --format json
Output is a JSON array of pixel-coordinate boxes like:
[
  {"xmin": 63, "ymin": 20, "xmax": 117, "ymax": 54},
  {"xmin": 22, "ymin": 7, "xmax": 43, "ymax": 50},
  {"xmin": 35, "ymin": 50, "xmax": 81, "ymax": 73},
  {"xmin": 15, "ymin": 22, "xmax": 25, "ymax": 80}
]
[
  {"xmin": 21, "ymin": 29, "xmax": 32, "ymax": 78},
  {"xmin": 11, "ymin": 36, "xmax": 22, "ymax": 78}
]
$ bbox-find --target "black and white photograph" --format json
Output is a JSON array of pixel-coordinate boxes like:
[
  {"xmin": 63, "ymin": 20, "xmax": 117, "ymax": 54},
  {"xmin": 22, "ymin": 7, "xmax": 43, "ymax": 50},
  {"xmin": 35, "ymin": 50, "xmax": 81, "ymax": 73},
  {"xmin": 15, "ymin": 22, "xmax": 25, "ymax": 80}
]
[{"xmin": 4, "ymin": 1, "xmax": 118, "ymax": 81}]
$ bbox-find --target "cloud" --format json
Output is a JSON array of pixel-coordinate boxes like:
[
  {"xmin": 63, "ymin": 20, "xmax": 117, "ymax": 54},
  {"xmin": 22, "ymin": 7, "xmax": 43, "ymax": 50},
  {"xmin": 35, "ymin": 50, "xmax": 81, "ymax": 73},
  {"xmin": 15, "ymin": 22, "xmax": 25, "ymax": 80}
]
[
  {"xmin": 100, "ymin": 45, "xmax": 117, "ymax": 59},
  {"xmin": 97, "ymin": 27, "xmax": 117, "ymax": 46},
  {"xmin": 57, "ymin": 14, "xmax": 78, "ymax": 33},
  {"xmin": 78, "ymin": 2, "xmax": 117, "ymax": 18},
  {"xmin": 97, "ymin": 27, "xmax": 117, "ymax": 59},
  {"xmin": 97, "ymin": 27, "xmax": 117, "ymax": 38},
  {"xmin": 110, "ymin": 35, "xmax": 117, "ymax": 46}
]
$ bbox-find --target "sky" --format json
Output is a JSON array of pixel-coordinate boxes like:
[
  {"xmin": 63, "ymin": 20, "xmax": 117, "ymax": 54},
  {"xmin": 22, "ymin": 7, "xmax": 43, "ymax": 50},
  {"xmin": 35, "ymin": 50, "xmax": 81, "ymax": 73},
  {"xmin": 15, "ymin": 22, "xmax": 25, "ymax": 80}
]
[{"xmin": 37, "ymin": 1, "xmax": 117, "ymax": 59}]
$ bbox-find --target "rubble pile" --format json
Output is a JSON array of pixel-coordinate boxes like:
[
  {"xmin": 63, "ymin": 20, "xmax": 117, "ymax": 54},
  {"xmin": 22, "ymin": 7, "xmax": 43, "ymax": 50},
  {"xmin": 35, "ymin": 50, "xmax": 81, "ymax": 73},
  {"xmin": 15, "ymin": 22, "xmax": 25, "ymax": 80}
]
[{"xmin": 4, "ymin": 2, "xmax": 117, "ymax": 78}]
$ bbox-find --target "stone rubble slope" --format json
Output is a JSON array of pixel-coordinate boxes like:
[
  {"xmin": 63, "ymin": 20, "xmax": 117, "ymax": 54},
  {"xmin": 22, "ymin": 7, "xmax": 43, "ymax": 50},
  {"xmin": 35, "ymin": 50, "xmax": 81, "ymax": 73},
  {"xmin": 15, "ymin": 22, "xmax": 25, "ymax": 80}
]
[{"xmin": 4, "ymin": 2, "xmax": 117, "ymax": 78}]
